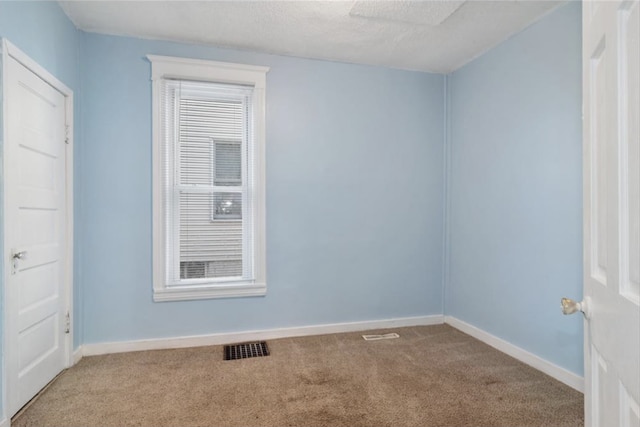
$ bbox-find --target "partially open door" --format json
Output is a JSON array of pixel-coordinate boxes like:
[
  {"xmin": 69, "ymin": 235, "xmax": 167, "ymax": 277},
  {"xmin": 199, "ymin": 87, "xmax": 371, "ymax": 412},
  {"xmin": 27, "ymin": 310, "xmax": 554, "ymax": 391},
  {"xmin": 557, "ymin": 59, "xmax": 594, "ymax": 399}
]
[{"xmin": 580, "ymin": 1, "xmax": 640, "ymax": 426}]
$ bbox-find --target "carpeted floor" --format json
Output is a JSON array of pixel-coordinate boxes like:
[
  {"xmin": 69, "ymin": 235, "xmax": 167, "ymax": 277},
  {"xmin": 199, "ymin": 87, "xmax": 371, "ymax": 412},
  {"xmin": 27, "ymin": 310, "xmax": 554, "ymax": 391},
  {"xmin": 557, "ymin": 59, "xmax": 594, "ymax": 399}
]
[{"xmin": 12, "ymin": 324, "xmax": 584, "ymax": 427}]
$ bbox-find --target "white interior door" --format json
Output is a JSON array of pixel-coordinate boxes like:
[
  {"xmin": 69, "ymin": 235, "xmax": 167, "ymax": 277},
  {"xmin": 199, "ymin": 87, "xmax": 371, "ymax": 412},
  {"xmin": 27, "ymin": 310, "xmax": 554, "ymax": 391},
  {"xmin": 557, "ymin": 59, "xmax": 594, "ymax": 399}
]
[
  {"xmin": 583, "ymin": 1, "xmax": 640, "ymax": 426},
  {"xmin": 3, "ymin": 44, "xmax": 71, "ymax": 417}
]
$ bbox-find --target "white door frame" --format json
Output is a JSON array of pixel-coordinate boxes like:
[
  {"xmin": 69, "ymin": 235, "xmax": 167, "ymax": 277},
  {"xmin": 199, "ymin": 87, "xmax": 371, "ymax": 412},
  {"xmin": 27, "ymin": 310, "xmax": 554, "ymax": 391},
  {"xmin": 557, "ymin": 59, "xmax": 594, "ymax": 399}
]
[{"xmin": 1, "ymin": 38, "xmax": 74, "ymax": 418}]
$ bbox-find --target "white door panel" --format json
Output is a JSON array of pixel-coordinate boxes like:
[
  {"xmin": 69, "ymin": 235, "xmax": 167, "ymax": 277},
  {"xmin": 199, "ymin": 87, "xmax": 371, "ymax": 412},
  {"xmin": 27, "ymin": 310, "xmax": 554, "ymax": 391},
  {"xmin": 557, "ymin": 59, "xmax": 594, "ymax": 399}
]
[
  {"xmin": 4, "ymin": 47, "xmax": 70, "ymax": 417},
  {"xmin": 583, "ymin": 1, "xmax": 640, "ymax": 426}
]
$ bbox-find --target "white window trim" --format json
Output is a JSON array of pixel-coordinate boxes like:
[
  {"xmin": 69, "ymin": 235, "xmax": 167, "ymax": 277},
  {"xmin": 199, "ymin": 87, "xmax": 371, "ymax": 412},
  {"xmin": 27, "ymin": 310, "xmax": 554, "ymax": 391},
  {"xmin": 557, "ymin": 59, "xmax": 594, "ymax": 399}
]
[{"xmin": 148, "ymin": 54, "xmax": 268, "ymax": 302}]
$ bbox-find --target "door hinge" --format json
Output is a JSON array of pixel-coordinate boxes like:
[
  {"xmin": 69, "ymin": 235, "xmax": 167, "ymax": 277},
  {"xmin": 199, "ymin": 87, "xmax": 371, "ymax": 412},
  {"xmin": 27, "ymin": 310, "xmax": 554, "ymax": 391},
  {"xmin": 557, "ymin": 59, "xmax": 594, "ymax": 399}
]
[
  {"xmin": 64, "ymin": 124, "xmax": 70, "ymax": 144},
  {"xmin": 65, "ymin": 312, "xmax": 70, "ymax": 334}
]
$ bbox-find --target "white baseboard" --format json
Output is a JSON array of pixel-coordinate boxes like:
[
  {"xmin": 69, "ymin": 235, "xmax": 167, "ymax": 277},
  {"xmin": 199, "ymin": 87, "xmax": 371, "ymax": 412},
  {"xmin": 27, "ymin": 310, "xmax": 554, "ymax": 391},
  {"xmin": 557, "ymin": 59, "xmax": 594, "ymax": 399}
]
[
  {"xmin": 72, "ymin": 314, "xmax": 584, "ymax": 394},
  {"xmin": 72, "ymin": 347, "xmax": 83, "ymax": 365},
  {"xmin": 444, "ymin": 316, "xmax": 584, "ymax": 393},
  {"xmin": 81, "ymin": 315, "xmax": 444, "ymax": 356}
]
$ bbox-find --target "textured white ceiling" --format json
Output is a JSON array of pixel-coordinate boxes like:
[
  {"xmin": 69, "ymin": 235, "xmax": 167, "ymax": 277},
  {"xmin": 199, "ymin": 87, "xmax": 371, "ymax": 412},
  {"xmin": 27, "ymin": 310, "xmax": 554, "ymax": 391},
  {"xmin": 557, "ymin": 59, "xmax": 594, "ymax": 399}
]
[
  {"xmin": 59, "ymin": 0, "xmax": 564, "ymax": 74},
  {"xmin": 349, "ymin": 1, "xmax": 466, "ymax": 26}
]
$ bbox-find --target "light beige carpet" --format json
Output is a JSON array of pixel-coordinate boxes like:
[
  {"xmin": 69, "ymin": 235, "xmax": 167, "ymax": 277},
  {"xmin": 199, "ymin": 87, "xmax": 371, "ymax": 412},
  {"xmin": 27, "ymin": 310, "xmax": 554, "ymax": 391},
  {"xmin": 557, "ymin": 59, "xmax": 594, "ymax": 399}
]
[{"xmin": 12, "ymin": 324, "xmax": 584, "ymax": 427}]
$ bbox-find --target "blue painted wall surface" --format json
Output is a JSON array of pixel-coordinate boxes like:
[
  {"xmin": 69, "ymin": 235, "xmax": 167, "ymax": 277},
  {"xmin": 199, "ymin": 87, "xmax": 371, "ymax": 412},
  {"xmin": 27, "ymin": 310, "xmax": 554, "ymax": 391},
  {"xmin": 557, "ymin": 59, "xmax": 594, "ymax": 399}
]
[
  {"xmin": 0, "ymin": 2, "xmax": 585, "ymax": 412},
  {"xmin": 79, "ymin": 34, "xmax": 445, "ymax": 344},
  {"xmin": 0, "ymin": 0, "xmax": 82, "ymax": 418},
  {"xmin": 0, "ymin": 1, "xmax": 80, "ymax": 87},
  {"xmin": 446, "ymin": 2, "xmax": 583, "ymax": 374}
]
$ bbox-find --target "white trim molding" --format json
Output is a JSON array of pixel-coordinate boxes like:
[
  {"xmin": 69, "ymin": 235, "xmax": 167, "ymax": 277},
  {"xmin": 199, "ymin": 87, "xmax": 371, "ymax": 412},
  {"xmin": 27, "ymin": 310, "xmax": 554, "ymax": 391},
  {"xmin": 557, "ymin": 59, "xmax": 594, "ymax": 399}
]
[
  {"xmin": 148, "ymin": 54, "xmax": 268, "ymax": 302},
  {"xmin": 81, "ymin": 315, "xmax": 444, "ymax": 356},
  {"xmin": 72, "ymin": 347, "xmax": 83, "ymax": 365},
  {"xmin": 445, "ymin": 316, "xmax": 584, "ymax": 393},
  {"xmin": 2, "ymin": 40, "xmax": 72, "ymax": 95},
  {"xmin": 147, "ymin": 55, "xmax": 269, "ymax": 88},
  {"xmin": 62, "ymin": 315, "xmax": 585, "ymax": 396}
]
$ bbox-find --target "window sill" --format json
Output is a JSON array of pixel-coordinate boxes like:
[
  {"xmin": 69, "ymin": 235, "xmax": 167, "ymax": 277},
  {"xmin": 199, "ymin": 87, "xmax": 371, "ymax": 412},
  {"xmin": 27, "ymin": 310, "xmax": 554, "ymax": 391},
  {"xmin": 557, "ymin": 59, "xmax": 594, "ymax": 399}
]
[{"xmin": 153, "ymin": 282, "xmax": 266, "ymax": 302}]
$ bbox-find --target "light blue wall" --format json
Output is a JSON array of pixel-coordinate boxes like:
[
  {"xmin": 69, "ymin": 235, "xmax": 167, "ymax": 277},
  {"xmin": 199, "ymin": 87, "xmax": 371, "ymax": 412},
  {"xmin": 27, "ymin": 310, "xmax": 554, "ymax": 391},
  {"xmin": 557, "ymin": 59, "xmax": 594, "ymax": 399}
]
[
  {"xmin": 0, "ymin": 1, "xmax": 80, "ymax": 87},
  {"xmin": 0, "ymin": 2, "xmax": 585, "ymax": 414},
  {"xmin": 0, "ymin": 0, "xmax": 82, "ymax": 419},
  {"xmin": 446, "ymin": 2, "xmax": 583, "ymax": 374},
  {"xmin": 78, "ymin": 34, "xmax": 445, "ymax": 344}
]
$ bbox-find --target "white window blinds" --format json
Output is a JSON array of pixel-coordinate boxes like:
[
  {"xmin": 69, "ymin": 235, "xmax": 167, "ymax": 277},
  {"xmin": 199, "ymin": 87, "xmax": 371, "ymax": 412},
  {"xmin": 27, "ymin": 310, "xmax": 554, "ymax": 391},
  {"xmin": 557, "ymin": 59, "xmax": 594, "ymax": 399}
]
[{"xmin": 161, "ymin": 79, "xmax": 256, "ymax": 285}]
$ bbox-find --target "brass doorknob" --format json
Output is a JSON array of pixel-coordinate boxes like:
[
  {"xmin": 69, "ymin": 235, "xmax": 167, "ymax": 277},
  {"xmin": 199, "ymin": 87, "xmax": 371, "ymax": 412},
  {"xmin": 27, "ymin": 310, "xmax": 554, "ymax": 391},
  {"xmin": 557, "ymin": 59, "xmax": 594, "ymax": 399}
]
[{"xmin": 561, "ymin": 297, "xmax": 590, "ymax": 319}]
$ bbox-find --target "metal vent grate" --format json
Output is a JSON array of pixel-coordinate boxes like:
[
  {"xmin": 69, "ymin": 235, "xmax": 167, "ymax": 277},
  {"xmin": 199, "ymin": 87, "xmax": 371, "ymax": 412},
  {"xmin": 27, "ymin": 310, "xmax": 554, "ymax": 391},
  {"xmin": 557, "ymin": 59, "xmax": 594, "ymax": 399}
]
[
  {"xmin": 224, "ymin": 341, "xmax": 270, "ymax": 361},
  {"xmin": 362, "ymin": 333, "xmax": 400, "ymax": 341}
]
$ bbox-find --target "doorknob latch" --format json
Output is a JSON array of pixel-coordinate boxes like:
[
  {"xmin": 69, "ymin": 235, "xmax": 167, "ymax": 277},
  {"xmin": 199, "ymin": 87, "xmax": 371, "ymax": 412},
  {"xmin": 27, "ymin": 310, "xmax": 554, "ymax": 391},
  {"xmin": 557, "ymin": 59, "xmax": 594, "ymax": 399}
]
[
  {"xmin": 11, "ymin": 250, "xmax": 26, "ymax": 275},
  {"xmin": 561, "ymin": 297, "xmax": 591, "ymax": 319}
]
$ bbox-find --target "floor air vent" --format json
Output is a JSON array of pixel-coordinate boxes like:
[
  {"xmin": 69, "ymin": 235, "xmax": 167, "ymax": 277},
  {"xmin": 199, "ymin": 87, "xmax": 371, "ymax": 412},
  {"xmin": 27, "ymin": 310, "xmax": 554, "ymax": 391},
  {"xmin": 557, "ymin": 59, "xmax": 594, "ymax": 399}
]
[
  {"xmin": 362, "ymin": 333, "xmax": 400, "ymax": 341},
  {"xmin": 224, "ymin": 341, "xmax": 270, "ymax": 361}
]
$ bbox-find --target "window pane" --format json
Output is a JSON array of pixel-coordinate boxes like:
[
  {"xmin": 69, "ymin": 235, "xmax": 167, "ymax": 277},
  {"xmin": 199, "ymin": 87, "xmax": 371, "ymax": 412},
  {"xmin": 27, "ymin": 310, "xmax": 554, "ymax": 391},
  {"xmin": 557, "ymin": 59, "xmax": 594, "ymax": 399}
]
[
  {"xmin": 180, "ymin": 139, "xmax": 213, "ymax": 186},
  {"xmin": 179, "ymin": 192, "xmax": 242, "ymax": 279},
  {"xmin": 213, "ymin": 192, "xmax": 242, "ymax": 220},
  {"xmin": 180, "ymin": 261, "xmax": 205, "ymax": 279},
  {"xmin": 178, "ymin": 94, "xmax": 244, "ymax": 187},
  {"xmin": 214, "ymin": 141, "xmax": 242, "ymax": 186},
  {"xmin": 179, "ymin": 98, "xmax": 244, "ymax": 140}
]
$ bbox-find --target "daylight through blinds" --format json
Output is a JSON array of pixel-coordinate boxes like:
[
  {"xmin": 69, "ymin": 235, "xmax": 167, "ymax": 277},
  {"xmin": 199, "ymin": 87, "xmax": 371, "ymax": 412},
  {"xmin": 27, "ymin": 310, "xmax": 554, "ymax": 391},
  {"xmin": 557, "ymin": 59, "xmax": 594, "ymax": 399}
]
[{"xmin": 161, "ymin": 79, "xmax": 255, "ymax": 284}]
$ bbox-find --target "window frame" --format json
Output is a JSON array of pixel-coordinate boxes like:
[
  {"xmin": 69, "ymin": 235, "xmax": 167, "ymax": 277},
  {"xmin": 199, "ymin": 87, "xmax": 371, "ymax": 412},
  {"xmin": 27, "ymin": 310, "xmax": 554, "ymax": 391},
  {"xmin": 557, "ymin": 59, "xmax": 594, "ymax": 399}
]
[{"xmin": 148, "ymin": 55, "xmax": 268, "ymax": 302}]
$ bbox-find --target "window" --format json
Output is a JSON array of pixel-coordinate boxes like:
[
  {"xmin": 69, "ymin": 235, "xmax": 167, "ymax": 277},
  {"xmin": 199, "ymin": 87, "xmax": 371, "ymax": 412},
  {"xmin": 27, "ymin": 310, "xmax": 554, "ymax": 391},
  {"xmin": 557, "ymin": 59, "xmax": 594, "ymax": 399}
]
[
  {"xmin": 149, "ymin": 55, "xmax": 268, "ymax": 301},
  {"xmin": 212, "ymin": 140, "xmax": 242, "ymax": 220}
]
